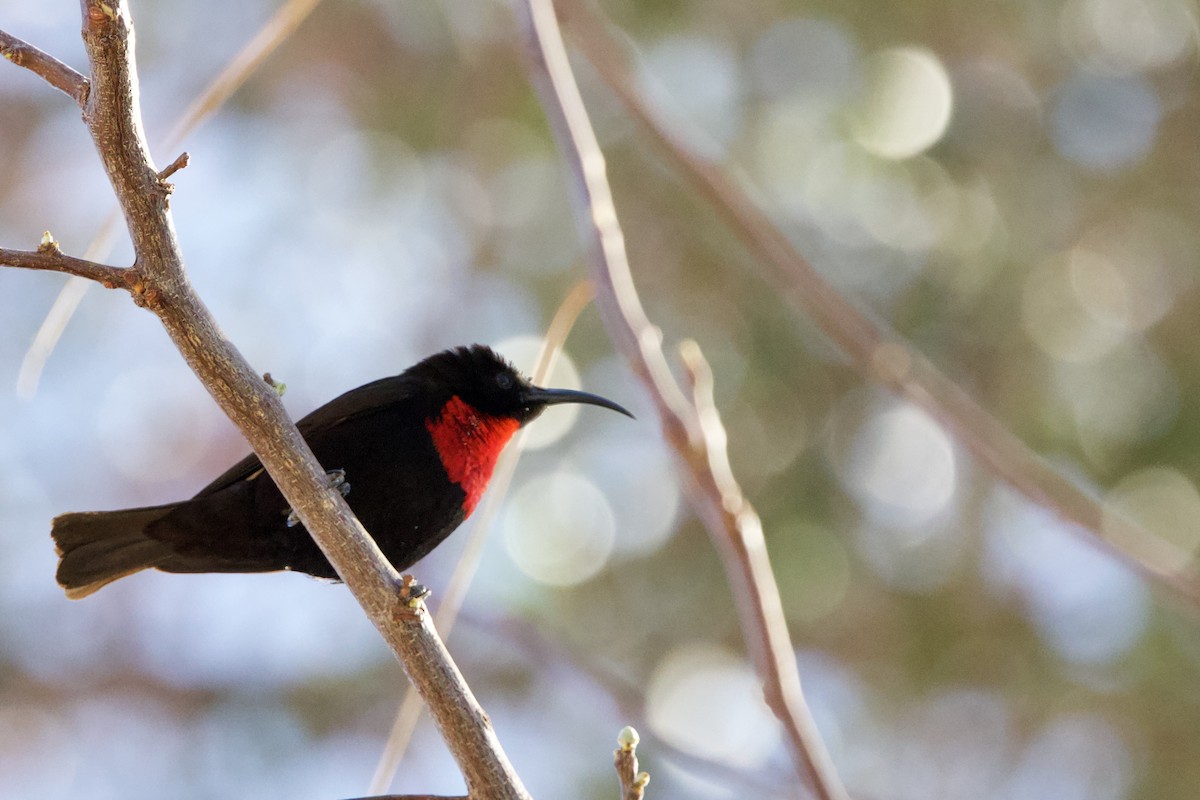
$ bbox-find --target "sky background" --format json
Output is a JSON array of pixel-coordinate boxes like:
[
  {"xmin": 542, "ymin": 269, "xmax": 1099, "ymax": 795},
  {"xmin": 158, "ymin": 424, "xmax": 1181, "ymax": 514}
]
[{"xmin": 2, "ymin": 0, "xmax": 1200, "ymax": 798}]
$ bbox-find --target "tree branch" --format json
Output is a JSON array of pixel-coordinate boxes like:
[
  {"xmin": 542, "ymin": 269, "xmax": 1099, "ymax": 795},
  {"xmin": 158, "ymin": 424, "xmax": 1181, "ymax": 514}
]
[
  {"xmin": 0, "ymin": 3, "xmax": 529, "ymax": 798},
  {"xmin": 157, "ymin": 151, "xmax": 189, "ymax": 181},
  {"xmin": 555, "ymin": 0, "xmax": 1200, "ymax": 609},
  {"xmin": 613, "ymin": 727, "xmax": 649, "ymax": 800},
  {"xmin": 0, "ymin": 241, "xmax": 128, "ymax": 287},
  {"xmin": 512, "ymin": 1, "xmax": 849, "ymax": 799},
  {"xmin": 368, "ymin": 280, "xmax": 595, "ymax": 795},
  {"xmin": 0, "ymin": 27, "xmax": 88, "ymax": 105}
]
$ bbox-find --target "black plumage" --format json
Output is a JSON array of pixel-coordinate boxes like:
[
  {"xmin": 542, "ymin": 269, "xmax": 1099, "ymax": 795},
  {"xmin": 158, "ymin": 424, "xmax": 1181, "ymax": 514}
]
[{"xmin": 52, "ymin": 345, "xmax": 631, "ymax": 598}]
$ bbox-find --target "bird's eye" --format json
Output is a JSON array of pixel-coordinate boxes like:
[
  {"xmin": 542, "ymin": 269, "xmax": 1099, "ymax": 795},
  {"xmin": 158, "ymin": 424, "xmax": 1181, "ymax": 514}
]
[{"xmin": 495, "ymin": 372, "xmax": 513, "ymax": 390}]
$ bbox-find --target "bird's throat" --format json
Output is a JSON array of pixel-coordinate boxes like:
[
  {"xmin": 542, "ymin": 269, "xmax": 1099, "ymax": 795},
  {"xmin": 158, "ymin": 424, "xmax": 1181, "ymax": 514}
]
[{"xmin": 425, "ymin": 396, "xmax": 520, "ymax": 515}]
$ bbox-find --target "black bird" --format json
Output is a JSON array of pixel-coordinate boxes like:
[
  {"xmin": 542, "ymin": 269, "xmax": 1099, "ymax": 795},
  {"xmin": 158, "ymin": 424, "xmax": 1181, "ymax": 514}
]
[{"xmin": 52, "ymin": 344, "xmax": 632, "ymax": 598}]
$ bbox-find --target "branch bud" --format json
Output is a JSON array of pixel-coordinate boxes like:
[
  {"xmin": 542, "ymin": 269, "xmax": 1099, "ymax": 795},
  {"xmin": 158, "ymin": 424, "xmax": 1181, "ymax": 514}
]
[
  {"xmin": 38, "ymin": 231, "xmax": 60, "ymax": 254},
  {"xmin": 617, "ymin": 725, "xmax": 639, "ymax": 750}
]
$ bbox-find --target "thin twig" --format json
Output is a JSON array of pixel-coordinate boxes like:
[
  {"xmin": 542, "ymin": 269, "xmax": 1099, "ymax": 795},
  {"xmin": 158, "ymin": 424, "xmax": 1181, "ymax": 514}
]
[
  {"xmin": 368, "ymin": 280, "xmax": 595, "ymax": 794},
  {"xmin": 555, "ymin": 0, "xmax": 1200, "ymax": 609},
  {"xmin": 0, "ymin": 28, "xmax": 88, "ymax": 104},
  {"xmin": 513, "ymin": 1, "xmax": 848, "ymax": 799},
  {"xmin": 1, "ymin": 3, "xmax": 529, "ymax": 798},
  {"xmin": 0, "ymin": 243, "xmax": 127, "ymax": 287},
  {"xmin": 613, "ymin": 727, "xmax": 649, "ymax": 800},
  {"xmin": 158, "ymin": 151, "xmax": 190, "ymax": 181}
]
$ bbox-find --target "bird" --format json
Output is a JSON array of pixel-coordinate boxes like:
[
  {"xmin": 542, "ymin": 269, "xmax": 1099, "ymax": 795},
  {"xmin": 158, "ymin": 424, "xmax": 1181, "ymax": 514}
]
[{"xmin": 52, "ymin": 344, "xmax": 632, "ymax": 599}]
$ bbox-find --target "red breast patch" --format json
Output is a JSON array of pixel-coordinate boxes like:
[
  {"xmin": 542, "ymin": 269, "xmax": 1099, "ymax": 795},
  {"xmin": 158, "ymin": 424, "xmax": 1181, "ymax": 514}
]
[{"xmin": 425, "ymin": 396, "xmax": 520, "ymax": 515}]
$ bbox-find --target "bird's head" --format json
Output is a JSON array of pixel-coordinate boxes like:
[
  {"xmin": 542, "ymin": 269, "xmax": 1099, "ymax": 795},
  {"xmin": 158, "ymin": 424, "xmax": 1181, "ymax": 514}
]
[
  {"xmin": 411, "ymin": 345, "xmax": 632, "ymax": 516},
  {"xmin": 412, "ymin": 344, "xmax": 632, "ymax": 426}
]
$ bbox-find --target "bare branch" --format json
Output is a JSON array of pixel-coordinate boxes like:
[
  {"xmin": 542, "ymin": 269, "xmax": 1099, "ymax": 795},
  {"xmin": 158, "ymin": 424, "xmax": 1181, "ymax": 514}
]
[
  {"xmin": 513, "ymin": 1, "xmax": 849, "ymax": 799},
  {"xmin": 0, "ymin": 2, "xmax": 529, "ymax": 798},
  {"xmin": 158, "ymin": 151, "xmax": 190, "ymax": 181},
  {"xmin": 613, "ymin": 727, "xmax": 649, "ymax": 800},
  {"xmin": 0, "ymin": 242, "xmax": 127, "ymax": 287},
  {"xmin": 555, "ymin": 0, "xmax": 1200, "ymax": 609},
  {"xmin": 368, "ymin": 280, "xmax": 594, "ymax": 794},
  {"xmin": 0, "ymin": 28, "xmax": 88, "ymax": 105}
]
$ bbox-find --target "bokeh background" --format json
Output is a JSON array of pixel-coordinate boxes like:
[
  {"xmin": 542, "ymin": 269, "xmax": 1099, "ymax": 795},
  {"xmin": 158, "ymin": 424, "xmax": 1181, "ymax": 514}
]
[{"xmin": 2, "ymin": 0, "xmax": 1200, "ymax": 798}]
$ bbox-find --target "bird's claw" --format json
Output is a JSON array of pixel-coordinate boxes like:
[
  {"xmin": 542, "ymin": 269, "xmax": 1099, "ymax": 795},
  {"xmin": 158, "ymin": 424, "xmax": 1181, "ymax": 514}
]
[
  {"xmin": 328, "ymin": 468, "xmax": 352, "ymax": 497},
  {"xmin": 399, "ymin": 574, "xmax": 430, "ymax": 606},
  {"xmin": 285, "ymin": 469, "xmax": 351, "ymax": 527}
]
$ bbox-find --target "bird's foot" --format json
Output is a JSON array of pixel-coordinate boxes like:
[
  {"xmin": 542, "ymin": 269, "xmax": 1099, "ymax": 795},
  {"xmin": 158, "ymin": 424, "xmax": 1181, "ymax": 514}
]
[
  {"xmin": 327, "ymin": 468, "xmax": 352, "ymax": 496},
  {"xmin": 399, "ymin": 574, "xmax": 431, "ymax": 607},
  {"xmin": 285, "ymin": 468, "xmax": 352, "ymax": 527}
]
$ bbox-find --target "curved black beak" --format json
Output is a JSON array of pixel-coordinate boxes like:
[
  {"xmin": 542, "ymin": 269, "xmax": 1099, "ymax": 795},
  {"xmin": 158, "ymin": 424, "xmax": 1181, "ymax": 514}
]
[{"xmin": 523, "ymin": 385, "xmax": 634, "ymax": 418}]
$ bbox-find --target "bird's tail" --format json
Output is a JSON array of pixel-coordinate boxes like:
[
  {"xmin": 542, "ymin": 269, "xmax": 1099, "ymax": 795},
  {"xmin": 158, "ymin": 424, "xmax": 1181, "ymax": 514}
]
[{"xmin": 51, "ymin": 504, "xmax": 180, "ymax": 599}]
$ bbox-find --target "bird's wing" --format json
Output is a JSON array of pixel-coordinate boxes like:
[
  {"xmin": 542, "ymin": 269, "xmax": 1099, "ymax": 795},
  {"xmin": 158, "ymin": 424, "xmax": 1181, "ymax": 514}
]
[
  {"xmin": 294, "ymin": 375, "xmax": 418, "ymax": 437},
  {"xmin": 194, "ymin": 450, "xmax": 265, "ymax": 497},
  {"xmin": 194, "ymin": 375, "xmax": 418, "ymax": 497}
]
